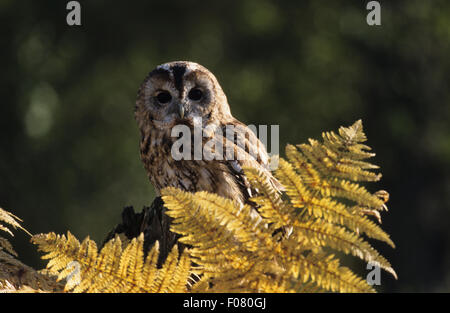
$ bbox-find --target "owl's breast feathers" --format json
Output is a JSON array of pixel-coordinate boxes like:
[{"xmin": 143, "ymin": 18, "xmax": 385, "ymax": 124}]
[{"xmin": 139, "ymin": 119, "xmax": 281, "ymax": 205}]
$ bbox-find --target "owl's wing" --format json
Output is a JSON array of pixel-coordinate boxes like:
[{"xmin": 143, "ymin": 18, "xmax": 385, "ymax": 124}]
[{"xmin": 218, "ymin": 120, "xmax": 283, "ymax": 203}]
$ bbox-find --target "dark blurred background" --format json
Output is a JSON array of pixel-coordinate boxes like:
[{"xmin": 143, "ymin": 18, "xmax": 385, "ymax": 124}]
[{"xmin": 0, "ymin": 1, "xmax": 449, "ymax": 292}]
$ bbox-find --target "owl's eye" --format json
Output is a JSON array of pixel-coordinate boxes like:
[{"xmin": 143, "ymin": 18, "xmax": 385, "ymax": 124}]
[
  {"xmin": 188, "ymin": 88, "xmax": 203, "ymax": 101},
  {"xmin": 156, "ymin": 91, "xmax": 172, "ymax": 104}
]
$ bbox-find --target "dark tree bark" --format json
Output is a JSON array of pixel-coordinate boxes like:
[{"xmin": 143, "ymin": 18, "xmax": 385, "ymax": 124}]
[{"xmin": 102, "ymin": 197, "xmax": 184, "ymax": 267}]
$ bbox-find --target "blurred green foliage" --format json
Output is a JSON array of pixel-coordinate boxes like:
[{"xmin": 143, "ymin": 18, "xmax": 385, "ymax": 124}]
[{"xmin": 0, "ymin": 1, "xmax": 449, "ymax": 292}]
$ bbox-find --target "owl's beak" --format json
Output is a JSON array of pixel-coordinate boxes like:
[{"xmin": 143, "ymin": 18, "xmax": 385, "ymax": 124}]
[{"xmin": 178, "ymin": 103, "xmax": 185, "ymax": 119}]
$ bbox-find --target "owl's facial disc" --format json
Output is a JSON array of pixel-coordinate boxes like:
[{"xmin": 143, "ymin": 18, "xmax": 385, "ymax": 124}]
[
  {"xmin": 159, "ymin": 63, "xmax": 213, "ymax": 121},
  {"xmin": 137, "ymin": 61, "xmax": 231, "ymax": 130}
]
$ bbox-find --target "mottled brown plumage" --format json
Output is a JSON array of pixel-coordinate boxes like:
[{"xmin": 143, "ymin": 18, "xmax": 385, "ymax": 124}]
[{"xmin": 135, "ymin": 61, "xmax": 280, "ymax": 205}]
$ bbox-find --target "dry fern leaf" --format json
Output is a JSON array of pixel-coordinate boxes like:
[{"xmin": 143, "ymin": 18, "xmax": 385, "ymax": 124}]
[
  {"xmin": 275, "ymin": 157, "xmax": 394, "ymax": 247},
  {"xmin": 0, "ymin": 207, "xmax": 62, "ymax": 292},
  {"xmin": 279, "ymin": 120, "xmax": 396, "ymax": 278},
  {"xmin": 161, "ymin": 119, "xmax": 396, "ymax": 293},
  {"xmin": 162, "ymin": 187, "xmax": 377, "ymax": 293},
  {"xmin": 31, "ymin": 232, "xmax": 192, "ymax": 293},
  {"xmin": 161, "ymin": 187, "xmax": 289, "ymax": 293},
  {"xmin": 0, "ymin": 207, "xmax": 31, "ymax": 257}
]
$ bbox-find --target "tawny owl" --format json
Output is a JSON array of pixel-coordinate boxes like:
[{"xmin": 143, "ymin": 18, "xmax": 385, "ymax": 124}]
[{"xmin": 135, "ymin": 61, "xmax": 280, "ymax": 206}]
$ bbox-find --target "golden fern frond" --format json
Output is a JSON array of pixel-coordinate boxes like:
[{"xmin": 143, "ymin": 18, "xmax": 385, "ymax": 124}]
[
  {"xmin": 31, "ymin": 232, "xmax": 191, "ymax": 292},
  {"xmin": 288, "ymin": 122, "xmax": 381, "ymax": 184},
  {"xmin": 323, "ymin": 119, "xmax": 377, "ymax": 162},
  {"xmin": 162, "ymin": 187, "xmax": 290, "ymax": 293},
  {"xmin": 1, "ymin": 206, "xmax": 25, "ymax": 263},
  {"xmin": 291, "ymin": 220, "xmax": 396, "ymax": 278},
  {"xmin": 0, "ymin": 207, "xmax": 31, "ymax": 257},
  {"xmin": 275, "ymin": 157, "xmax": 394, "ymax": 247},
  {"xmin": 0, "ymin": 208, "xmax": 62, "ymax": 292},
  {"xmin": 293, "ymin": 251, "xmax": 375, "ymax": 293},
  {"xmin": 1, "ymin": 207, "xmax": 26, "ymax": 236},
  {"xmin": 285, "ymin": 144, "xmax": 384, "ymax": 209},
  {"xmin": 280, "ymin": 121, "xmax": 395, "ymax": 276},
  {"xmin": 161, "ymin": 119, "xmax": 396, "ymax": 293},
  {"xmin": 244, "ymin": 164, "xmax": 393, "ymax": 266},
  {"xmin": 244, "ymin": 166, "xmax": 298, "ymax": 230},
  {"xmin": 162, "ymin": 188, "xmax": 276, "ymax": 269},
  {"xmin": 274, "ymin": 156, "xmax": 313, "ymax": 209},
  {"xmin": 305, "ymin": 197, "xmax": 394, "ymax": 247},
  {"xmin": 279, "ymin": 231, "xmax": 380, "ymax": 292},
  {"xmin": 161, "ymin": 188, "xmax": 373, "ymax": 293}
]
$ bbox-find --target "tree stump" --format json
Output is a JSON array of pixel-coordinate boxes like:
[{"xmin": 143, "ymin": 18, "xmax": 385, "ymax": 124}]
[{"xmin": 102, "ymin": 197, "xmax": 184, "ymax": 267}]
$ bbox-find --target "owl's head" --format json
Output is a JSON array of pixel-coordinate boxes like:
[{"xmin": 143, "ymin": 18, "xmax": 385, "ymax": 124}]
[{"xmin": 135, "ymin": 61, "xmax": 232, "ymax": 131}]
